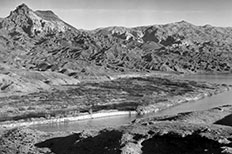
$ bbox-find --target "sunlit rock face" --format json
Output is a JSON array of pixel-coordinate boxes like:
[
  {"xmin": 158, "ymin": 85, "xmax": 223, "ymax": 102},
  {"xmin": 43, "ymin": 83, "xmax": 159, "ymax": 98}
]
[{"xmin": 1, "ymin": 3, "xmax": 72, "ymax": 37}]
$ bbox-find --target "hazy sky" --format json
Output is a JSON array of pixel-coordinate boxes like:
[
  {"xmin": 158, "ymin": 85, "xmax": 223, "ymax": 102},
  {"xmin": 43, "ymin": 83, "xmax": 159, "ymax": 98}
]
[{"xmin": 0, "ymin": 0, "xmax": 232, "ymax": 30}]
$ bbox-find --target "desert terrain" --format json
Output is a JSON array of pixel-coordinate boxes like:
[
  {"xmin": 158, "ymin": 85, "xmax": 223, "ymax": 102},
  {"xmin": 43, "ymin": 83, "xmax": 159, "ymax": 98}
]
[{"xmin": 1, "ymin": 3, "xmax": 232, "ymax": 154}]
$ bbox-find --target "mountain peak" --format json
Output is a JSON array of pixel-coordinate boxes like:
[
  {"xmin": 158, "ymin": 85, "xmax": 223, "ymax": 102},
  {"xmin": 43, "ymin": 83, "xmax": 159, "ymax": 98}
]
[
  {"xmin": 14, "ymin": 3, "xmax": 32, "ymax": 14},
  {"xmin": 1, "ymin": 3, "xmax": 77, "ymax": 36},
  {"xmin": 17, "ymin": 3, "xmax": 29, "ymax": 8},
  {"xmin": 176, "ymin": 20, "xmax": 192, "ymax": 25}
]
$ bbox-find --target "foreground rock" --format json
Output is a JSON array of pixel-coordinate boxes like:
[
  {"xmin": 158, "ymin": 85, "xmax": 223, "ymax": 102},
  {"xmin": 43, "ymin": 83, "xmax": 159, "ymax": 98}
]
[
  {"xmin": 35, "ymin": 105, "xmax": 232, "ymax": 154},
  {"xmin": 0, "ymin": 127, "xmax": 49, "ymax": 154},
  {"xmin": 2, "ymin": 105, "xmax": 232, "ymax": 153}
]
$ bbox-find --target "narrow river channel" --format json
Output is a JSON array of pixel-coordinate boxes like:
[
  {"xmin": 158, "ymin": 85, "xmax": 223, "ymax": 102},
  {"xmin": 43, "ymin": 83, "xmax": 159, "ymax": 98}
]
[
  {"xmin": 155, "ymin": 74, "xmax": 232, "ymax": 116},
  {"xmin": 31, "ymin": 74, "xmax": 232, "ymax": 132}
]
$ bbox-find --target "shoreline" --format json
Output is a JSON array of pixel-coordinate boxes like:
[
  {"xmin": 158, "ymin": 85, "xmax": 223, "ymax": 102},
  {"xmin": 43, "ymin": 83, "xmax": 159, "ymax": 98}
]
[
  {"xmin": 137, "ymin": 84, "xmax": 232, "ymax": 115},
  {"xmin": 0, "ymin": 84, "xmax": 230, "ymax": 130},
  {"xmin": 0, "ymin": 110, "xmax": 137, "ymax": 129}
]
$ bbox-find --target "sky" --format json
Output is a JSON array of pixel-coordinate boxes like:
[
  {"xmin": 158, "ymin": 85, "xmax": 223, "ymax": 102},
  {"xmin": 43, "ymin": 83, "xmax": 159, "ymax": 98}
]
[{"xmin": 0, "ymin": 0, "xmax": 232, "ymax": 30}]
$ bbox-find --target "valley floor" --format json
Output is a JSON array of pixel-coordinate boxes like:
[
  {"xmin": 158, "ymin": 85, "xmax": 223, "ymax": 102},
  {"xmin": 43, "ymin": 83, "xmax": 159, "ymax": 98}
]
[{"xmin": 0, "ymin": 72, "xmax": 230, "ymax": 128}]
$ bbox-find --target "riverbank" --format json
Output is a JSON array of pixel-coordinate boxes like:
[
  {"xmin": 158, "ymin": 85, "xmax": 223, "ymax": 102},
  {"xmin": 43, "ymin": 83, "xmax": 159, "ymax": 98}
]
[
  {"xmin": 0, "ymin": 110, "xmax": 137, "ymax": 129},
  {"xmin": 136, "ymin": 84, "xmax": 231, "ymax": 115}
]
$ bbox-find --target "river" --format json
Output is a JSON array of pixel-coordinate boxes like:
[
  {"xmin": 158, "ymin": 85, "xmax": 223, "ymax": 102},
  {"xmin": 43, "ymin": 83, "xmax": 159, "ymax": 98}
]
[
  {"xmin": 31, "ymin": 74, "xmax": 232, "ymax": 132},
  {"xmin": 155, "ymin": 74, "xmax": 232, "ymax": 116}
]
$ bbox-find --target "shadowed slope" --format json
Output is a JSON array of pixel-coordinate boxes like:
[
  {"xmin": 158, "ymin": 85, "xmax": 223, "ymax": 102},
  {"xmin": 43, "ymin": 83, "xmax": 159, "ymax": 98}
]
[{"xmin": 35, "ymin": 130, "xmax": 122, "ymax": 154}]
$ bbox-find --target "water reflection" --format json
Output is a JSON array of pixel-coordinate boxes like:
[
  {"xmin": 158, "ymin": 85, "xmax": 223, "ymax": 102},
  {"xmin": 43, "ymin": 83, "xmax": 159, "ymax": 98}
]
[{"xmin": 31, "ymin": 114, "xmax": 138, "ymax": 132}]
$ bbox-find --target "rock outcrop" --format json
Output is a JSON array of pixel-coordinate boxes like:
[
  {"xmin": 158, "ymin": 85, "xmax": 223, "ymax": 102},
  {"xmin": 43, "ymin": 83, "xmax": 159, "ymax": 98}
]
[
  {"xmin": 2, "ymin": 4, "xmax": 75, "ymax": 36},
  {"xmin": 0, "ymin": 127, "xmax": 49, "ymax": 154}
]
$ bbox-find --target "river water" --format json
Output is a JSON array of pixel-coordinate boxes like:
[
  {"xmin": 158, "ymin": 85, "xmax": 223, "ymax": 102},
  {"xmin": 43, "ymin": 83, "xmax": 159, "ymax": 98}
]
[
  {"xmin": 31, "ymin": 113, "xmax": 138, "ymax": 132},
  {"xmin": 155, "ymin": 74, "xmax": 232, "ymax": 116},
  {"xmin": 31, "ymin": 74, "xmax": 232, "ymax": 132}
]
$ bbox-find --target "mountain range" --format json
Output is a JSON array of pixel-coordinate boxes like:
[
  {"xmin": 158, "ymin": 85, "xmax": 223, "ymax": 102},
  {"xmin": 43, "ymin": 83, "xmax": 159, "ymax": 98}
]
[{"xmin": 0, "ymin": 3, "xmax": 232, "ymax": 94}]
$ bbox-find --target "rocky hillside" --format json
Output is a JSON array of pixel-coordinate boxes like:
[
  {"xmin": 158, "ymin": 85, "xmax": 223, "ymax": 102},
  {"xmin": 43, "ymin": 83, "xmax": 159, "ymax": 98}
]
[
  {"xmin": 93, "ymin": 22, "xmax": 232, "ymax": 73},
  {"xmin": 0, "ymin": 4, "xmax": 232, "ymax": 94}
]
